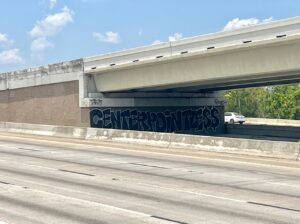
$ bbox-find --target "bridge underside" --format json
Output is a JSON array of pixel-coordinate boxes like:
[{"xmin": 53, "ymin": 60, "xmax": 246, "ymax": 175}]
[
  {"xmin": 138, "ymin": 72, "xmax": 300, "ymax": 92},
  {"xmin": 87, "ymin": 36, "xmax": 300, "ymax": 93},
  {"xmin": 81, "ymin": 36, "xmax": 300, "ymax": 135}
]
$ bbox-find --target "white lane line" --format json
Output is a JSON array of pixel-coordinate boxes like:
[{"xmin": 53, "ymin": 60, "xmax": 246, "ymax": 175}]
[
  {"xmin": 0, "ymin": 159, "xmax": 58, "ymax": 171},
  {"xmin": 0, "ymin": 144, "xmax": 18, "ymax": 150},
  {"xmin": 268, "ymin": 182, "xmax": 300, "ymax": 188},
  {"xmin": 20, "ymin": 164, "xmax": 58, "ymax": 171},
  {"xmin": 0, "ymin": 135, "xmax": 299, "ymax": 172},
  {"xmin": 1, "ymin": 148, "xmax": 299, "ymax": 189},
  {"xmin": 3, "ymin": 187, "xmax": 175, "ymax": 224},
  {"xmin": 98, "ymin": 158, "xmax": 129, "ymax": 164},
  {"xmin": 184, "ymin": 190, "xmax": 246, "ymax": 203},
  {"xmin": 131, "ymin": 181, "xmax": 246, "ymax": 203},
  {"xmin": 1, "ymin": 145, "xmax": 300, "ymax": 191},
  {"xmin": 0, "ymin": 140, "xmax": 299, "ymax": 189}
]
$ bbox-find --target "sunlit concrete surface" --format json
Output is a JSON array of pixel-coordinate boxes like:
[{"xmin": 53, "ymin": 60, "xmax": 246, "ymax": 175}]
[
  {"xmin": 85, "ymin": 17, "xmax": 300, "ymax": 93},
  {"xmin": 0, "ymin": 132, "xmax": 299, "ymax": 224}
]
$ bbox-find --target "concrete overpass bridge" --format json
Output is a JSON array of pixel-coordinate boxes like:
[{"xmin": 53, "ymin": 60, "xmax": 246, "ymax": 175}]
[
  {"xmin": 83, "ymin": 17, "xmax": 300, "ymax": 94},
  {"xmin": 0, "ymin": 17, "xmax": 300, "ymax": 135}
]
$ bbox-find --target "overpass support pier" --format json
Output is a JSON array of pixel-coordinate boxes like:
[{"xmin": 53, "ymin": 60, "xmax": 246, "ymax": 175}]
[{"xmin": 79, "ymin": 75, "xmax": 225, "ymax": 135}]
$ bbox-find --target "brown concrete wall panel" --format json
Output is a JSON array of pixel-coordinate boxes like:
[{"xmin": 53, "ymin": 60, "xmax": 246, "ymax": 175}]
[
  {"xmin": 0, "ymin": 81, "xmax": 88, "ymax": 127},
  {"xmin": 0, "ymin": 91, "xmax": 9, "ymax": 121}
]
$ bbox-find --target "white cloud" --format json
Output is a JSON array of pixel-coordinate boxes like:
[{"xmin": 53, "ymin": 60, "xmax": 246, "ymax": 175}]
[
  {"xmin": 0, "ymin": 33, "xmax": 23, "ymax": 64},
  {"xmin": 93, "ymin": 31, "xmax": 120, "ymax": 44},
  {"xmin": 29, "ymin": 6, "xmax": 74, "ymax": 38},
  {"xmin": 31, "ymin": 37, "xmax": 54, "ymax": 52},
  {"xmin": 152, "ymin": 40, "xmax": 162, "ymax": 45},
  {"xmin": 0, "ymin": 33, "xmax": 14, "ymax": 48},
  {"xmin": 0, "ymin": 49, "xmax": 24, "ymax": 64},
  {"xmin": 263, "ymin": 17, "xmax": 274, "ymax": 23},
  {"xmin": 49, "ymin": 0, "xmax": 57, "ymax": 9},
  {"xmin": 223, "ymin": 17, "xmax": 273, "ymax": 31},
  {"xmin": 29, "ymin": 6, "xmax": 74, "ymax": 58},
  {"xmin": 168, "ymin": 33, "xmax": 183, "ymax": 42}
]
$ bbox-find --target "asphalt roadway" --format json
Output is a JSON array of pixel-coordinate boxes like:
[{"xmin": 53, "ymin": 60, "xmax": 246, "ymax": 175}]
[{"xmin": 0, "ymin": 132, "xmax": 299, "ymax": 224}]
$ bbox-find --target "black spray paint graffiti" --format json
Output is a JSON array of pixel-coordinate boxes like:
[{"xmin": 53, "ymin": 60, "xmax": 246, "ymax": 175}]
[{"xmin": 90, "ymin": 107, "xmax": 223, "ymax": 133}]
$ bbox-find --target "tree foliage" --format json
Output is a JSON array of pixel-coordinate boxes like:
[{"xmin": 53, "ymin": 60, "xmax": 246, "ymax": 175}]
[{"xmin": 222, "ymin": 84, "xmax": 300, "ymax": 120}]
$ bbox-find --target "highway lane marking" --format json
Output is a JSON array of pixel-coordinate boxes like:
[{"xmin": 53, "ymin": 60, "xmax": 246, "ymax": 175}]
[
  {"xmin": 0, "ymin": 187, "xmax": 180, "ymax": 224},
  {"xmin": 0, "ymin": 158, "xmax": 58, "ymax": 171},
  {"xmin": 0, "ymin": 172, "xmax": 192, "ymax": 224},
  {"xmin": 58, "ymin": 169, "xmax": 95, "ymax": 177},
  {"xmin": 0, "ymin": 140, "xmax": 299, "ymax": 186},
  {"xmin": 1, "ymin": 157, "xmax": 299, "ymax": 200},
  {"xmin": 0, "ymin": 135, "xmax": 299, "ymax": 171},
  {"xmin": 128, "ymin": 162, "xmax": 169, "ymax": 169},
  {"xmin": 17, "ymin": 147, "xmax": 39, "ymax": 152},
  {"xmin": 131, "ymin": 181, "xmax": 246, "ymax": 203},
  {"xmin": 0, "ymin": 151, "xmax": 292, "ymax": 184},
  {"xmin": 267, "ymin": 182, "xmax": 300, "ymax": 188},
  {"xmin": 0, "ymin": 164, "xmax": 245, "ymax": 204},
  {"xmin": 96, "ymin": 158, "xmax": 130, "ymax": 164},
  {"xmin": 247, "ymin": 202, "xmax": 300, "ymax": 213},
  {"xmin": 1, "ymin": 169, "xmax": 299, "ymax": 220},
  {"xmin": 0, "ymin": 155, "xmax": 273, "ymax": 185},
  {"xmin": 0, "ymin": 144, "xmax": 20, "ymax": 149},
  {"xmin": 0, "ymin": 150, "xmax": 299, "ymax": 190},
  {"xmin": 151, "ymin": 216, "xmax": 188, "ymax": 224},
  {"xmin": 123, "ymin": 181, "xmax": 300, "ymax": 213}
]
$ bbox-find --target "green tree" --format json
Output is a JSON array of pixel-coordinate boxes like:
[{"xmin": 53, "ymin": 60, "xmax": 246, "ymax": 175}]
[
  {"xmin": 265, "ymin": 85, "xmax": 300, "ymax": 119},
  {"xmin": 222, "ymin": 84, "xmax": 300, "ymax": 120},
  {"xmin": 223, "ymin": 87, "xmax": 267, "ymax": 117}
]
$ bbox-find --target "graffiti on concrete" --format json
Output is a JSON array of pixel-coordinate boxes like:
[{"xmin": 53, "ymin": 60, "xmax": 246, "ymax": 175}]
[
  {"xmin": 214, "ymin": 98, "xmax": 227, "ymax": 106},
  {"xmin": 90, "ymin": 107, "xmax": 223, "ymax": 134}
]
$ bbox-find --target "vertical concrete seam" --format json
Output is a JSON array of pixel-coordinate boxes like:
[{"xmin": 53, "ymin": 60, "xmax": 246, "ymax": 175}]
[
  {"xmin": 169, "ymin": 41, "xmax": 173, "ymax": 57},
  {"xmin": 296, "ymin": 140, "xmax": 300, "ymax": 161}
]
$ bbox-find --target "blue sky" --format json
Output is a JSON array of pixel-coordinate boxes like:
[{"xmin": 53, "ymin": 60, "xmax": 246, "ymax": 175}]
[{"xmin": 0, "ymin": 0, "xmax": 300, "ymax": 72}]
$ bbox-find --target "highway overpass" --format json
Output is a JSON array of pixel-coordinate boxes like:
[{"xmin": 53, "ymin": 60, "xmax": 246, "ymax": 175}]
[
  {"xmin": 0, "ymin": 17, "xmax": 300, "ymax": 135},
  {"xmin": 83, "ymin": 17, "xmax": 300, "ymax": 93}
]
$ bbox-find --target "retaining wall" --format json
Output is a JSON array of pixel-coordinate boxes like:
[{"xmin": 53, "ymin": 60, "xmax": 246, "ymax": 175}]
[{"xmin": 0, "ymin": 81, "xmax": 89, "ymax": 127}]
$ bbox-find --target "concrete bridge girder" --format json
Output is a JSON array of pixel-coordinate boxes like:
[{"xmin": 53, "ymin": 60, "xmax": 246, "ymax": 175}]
[{"xmin": 86, "ymin": 36, "xmax": 300, "ymax": 93}]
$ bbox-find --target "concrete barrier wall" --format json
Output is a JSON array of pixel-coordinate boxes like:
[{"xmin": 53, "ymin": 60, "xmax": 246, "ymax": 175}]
[
  {"xmin": 0, "ymin": 122, "xmax": 298, "ymax": 160},
  {"xmin": 0, "ymin": 60, "xmax": 83, "ymax": 91},
  {"xmin": 226, "ymin": 124, "xmax": 300, "ymax": 139},
  {"xmin": 246, "ymin": 118, "xmax": 300, "ymax": 127}
]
